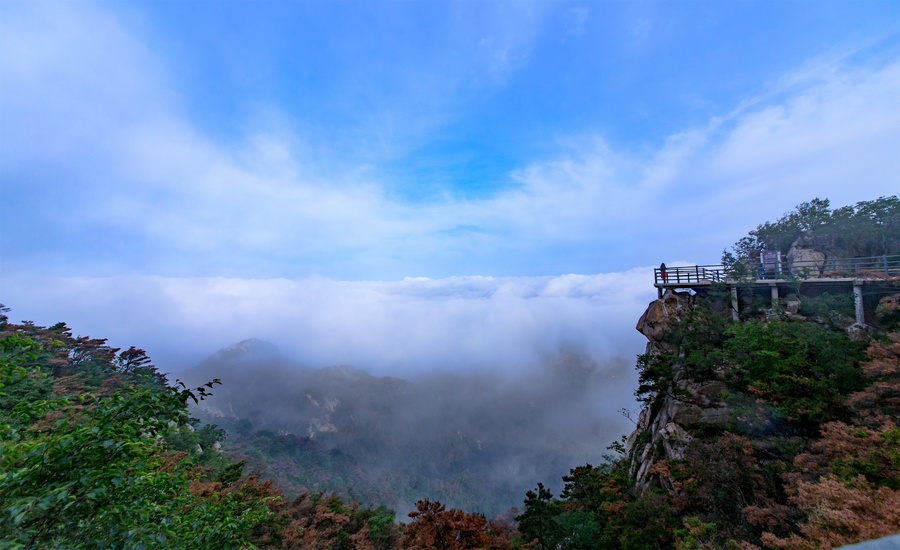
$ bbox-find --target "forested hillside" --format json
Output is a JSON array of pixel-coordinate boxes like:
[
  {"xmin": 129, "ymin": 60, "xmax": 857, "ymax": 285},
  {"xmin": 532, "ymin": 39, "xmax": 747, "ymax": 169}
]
[
  {"xmin": 182, "ymin": 342, "xmax": 629, "ymax": 517},
  {"xmin": 0, "ymin": 311, "xmax": 272, "ymax": 547},
  {"xmin": 2, "ymin": 196, "xmax": 898, "ymax": 549},
  {"xmin": 0, "ymin": 308, "xmax": 518, "ymax": 548}
]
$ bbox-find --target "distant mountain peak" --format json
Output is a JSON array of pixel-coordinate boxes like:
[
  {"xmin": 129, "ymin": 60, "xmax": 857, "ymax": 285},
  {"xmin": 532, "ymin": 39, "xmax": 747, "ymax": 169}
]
[{"xmin": 201, "ymin": 338, "xmax": 283, "ymax": 366}]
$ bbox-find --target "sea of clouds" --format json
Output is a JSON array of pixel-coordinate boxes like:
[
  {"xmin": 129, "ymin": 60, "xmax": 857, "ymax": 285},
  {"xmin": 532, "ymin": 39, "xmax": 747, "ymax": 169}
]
[{"xmin": 2, "ymin": 268, "xmax": 658, "ymax": 377}]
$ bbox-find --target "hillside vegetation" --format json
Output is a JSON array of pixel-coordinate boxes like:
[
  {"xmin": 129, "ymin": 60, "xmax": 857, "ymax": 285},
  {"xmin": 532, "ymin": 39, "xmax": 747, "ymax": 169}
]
[
  {"xmin": 182, "ymin": 343, "xmax": 628, "ymax": 517},
  {"xmin": 512, "ymin": 197, "xmax": 900, "ymax": 548},
  {"xmin": 2, "ymin": 196, "xmax": 898, "ymax": 549},
  {"xmin": 0, "ymin": 311, "xmax": 414, "ymax": 548}
]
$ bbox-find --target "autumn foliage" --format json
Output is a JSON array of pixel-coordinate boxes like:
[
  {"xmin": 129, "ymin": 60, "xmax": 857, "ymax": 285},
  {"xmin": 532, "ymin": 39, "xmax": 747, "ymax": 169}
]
[
  {"xmin": 757, "ymin": 334, "xmax": 900, "ymax": 548},
  {"xmin": 402, "ymin": 499, "xmax": 513, "ymax": 550}
]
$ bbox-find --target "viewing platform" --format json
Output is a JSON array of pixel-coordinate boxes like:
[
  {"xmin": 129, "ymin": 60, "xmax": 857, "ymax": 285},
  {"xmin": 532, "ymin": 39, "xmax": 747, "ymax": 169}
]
[{"xmin": 654, "ymin": 255, "xmax": 900, "ymax": 323}]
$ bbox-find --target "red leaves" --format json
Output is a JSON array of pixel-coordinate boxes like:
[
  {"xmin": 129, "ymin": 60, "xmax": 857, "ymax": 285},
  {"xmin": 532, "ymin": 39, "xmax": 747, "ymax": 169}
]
[
  {"xmin": 754, "ymin": 332, "xmax": 900, "ymax": 548},
  {"xmin": 403, "ymin": 499, "xmax": 511, "ymax": 550}
]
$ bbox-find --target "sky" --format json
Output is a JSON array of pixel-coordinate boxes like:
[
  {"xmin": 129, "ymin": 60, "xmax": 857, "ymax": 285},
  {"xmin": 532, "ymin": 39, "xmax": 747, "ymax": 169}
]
[{"xmin": 1, "ymin": 0, "xmax": 899, "ymax": 374}]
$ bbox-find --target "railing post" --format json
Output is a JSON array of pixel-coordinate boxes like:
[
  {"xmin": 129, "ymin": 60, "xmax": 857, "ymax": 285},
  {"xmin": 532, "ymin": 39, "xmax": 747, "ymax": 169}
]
[
  {"xmin": 731, "ymin": 285, "xmax": 739, "ymax": 321},
  {"xmin": 854, "ymin": 282, "xmax": 865, "ymax": 326}
]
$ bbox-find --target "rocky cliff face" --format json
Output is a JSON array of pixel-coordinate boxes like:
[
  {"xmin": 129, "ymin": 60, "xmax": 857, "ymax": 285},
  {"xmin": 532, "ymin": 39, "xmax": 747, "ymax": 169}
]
[
  {"xmin": 626, "ymin": 290, "xmax": 731, "ymax": 493},
  {"xmin": 624, "ymin": 286, "xmax": 899, "ymax": 494}
]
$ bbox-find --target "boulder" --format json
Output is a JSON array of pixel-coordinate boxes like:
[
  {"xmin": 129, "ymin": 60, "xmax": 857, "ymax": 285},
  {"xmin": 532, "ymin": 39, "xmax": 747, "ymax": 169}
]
[
  {"xmin": 667, "ymin": 399, "xmax": 729, "ymax": 428},
  {"xmin": 660, "ymin": 423, "xmax": 693, "ymax": 460},
  {"xmin": 784, "ymin": 293, "xmax": 802, "ymax": 314},
  {"xmin": 787, "ymin": 245, "xmax": 826, "ymax": 277},
  {"xmin": 692, "ymin": 381, "xmax": 727, "ymax": 404},
  {"xmin": 666, "ymin": 400, "xmax": 702, "ymax": 426},
  {"xmin": 635, "ymin": 290, "xmax": 693, "ymax": 347}
]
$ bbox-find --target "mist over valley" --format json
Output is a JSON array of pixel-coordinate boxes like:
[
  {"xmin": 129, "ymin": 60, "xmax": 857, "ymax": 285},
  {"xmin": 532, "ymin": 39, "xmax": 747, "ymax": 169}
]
[
  {"xmin": 184, "ymin": 335, "xmax": 638, "ymax": 515},
  {"xmin": 3, "ymin": 0, "xmax": 898, "ymax": 545},
  {"xmin": 4, "ymin": 271, "xmax": 658, "ymax": 513}
]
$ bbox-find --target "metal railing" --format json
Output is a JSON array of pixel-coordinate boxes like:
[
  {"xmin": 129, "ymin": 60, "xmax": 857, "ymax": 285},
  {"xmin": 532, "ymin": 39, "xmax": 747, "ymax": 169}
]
[
  {"xmin": 654, "ymin": 255, "xmax": 900, "ymax": 285},
  {"xmin": 655, "ymin": 264, "xmax": 727, "ymax": 285}
]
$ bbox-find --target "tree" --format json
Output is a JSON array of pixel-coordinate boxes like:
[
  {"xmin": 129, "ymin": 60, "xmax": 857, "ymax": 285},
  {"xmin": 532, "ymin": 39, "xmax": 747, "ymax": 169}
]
[
  {"xmin": 0, "ymin": 330, "xmax": 272, "ymax": 548},
  {"xmin": 403, "ymin": 499, "xmax": 496, "ymax": 550},
  {"xmin": 516, "ymin": 484, "xmax": 564, "ymax": 550},
  {"xmin": 727, "ymin": 196, "xmax": 900, "ymax": 263}
]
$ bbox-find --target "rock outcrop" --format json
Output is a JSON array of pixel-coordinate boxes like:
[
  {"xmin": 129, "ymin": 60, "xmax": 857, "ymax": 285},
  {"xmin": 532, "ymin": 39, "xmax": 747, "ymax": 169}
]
[
  {"xmin": 787, "ymin": 246, "xmax": 826, "ymax": 277},
  {"xmin": 627, "ymin": 290, "xmax": 731, "ymax": 493},
  {"xmin": 786, "ymin": 232, "xmax": 828, "ymax": 277},
  {"xmin": 635, "ymin": 289, "xmax": 693, "ymax": 353}
]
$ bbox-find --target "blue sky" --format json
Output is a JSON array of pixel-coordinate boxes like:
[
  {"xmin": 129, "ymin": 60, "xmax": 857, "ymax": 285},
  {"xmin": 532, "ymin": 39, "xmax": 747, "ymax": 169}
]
[{"xmin": 1, "ymin": 0, "xmax": 899, "ymax": 373}]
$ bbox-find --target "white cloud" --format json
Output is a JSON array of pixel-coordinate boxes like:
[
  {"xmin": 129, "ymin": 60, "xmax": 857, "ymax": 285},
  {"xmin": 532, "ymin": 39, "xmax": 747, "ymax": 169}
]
[
  {"xmin": 709, "ymin": 62, "xmax": 899, "ymax": 176},
  {"xmin": 1, "ymin": 1, "xmax": 897, "ymax": 280},
  {"xmin": 1, "ymin": 270, "xmax": 657, "ymax": 377},
  {"xmin": 0, "ymin": 1, "xmax": 172, "ymax": 170}
]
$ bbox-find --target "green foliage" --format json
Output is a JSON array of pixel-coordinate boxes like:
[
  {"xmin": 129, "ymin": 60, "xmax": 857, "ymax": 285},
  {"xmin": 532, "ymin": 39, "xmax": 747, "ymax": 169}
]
[
  {"xmin": 637, "ymin": 307, "xmax": 867, "ymax": 431},
  {"xmin": 554, "ymin": 511, "xmax": 602, "ymax": 550},
  {"xmin": 359, "ymin": 505, "xmax": 397, "ymax": 550},
  {"xmin": 798, "ymin": 291, "xmax": 855, "ymax": 319},
  {"xmin": 516, "ymin": 483, "xmax": 564, "ymax": 550},
  {"xmin": 166, "ymin": 420, "xmax": 231, "ymax": 470},
  {"xmin": 754, "ymin": 198, "xmax": 833, "ymax": 255},
  {"xmin": 829, "ymin": 196, "xmax": 900, "ymax": 257},
  {"xmin": 875, "ymin": 295, "xmax": 900, "ymax": 330},
  {"xmin": 677, "ymin": 309, "xmax": 729, "ymax": 379},
  {"xmin": 673, "ymin": 517, "xmax": 720, "ymax": 550},
  {"xmin": 635, "ymin": 352, "xmax": 675, "ymax": 405},
  {"xmin": 727, "ymin": 196, "xmax": 900, "ymax": 262},
  {"xmin": 635, "ymin": 303, "xmax": 728, "ymax": 405},
  {"xmin": 515, "ymin": 465, "xmax": 678, "ymax": 550},
  {"xmin": 1, "ymin": 387, "xmax": 270, "ymax": 547},
  {"xmin": 723, "ymin": 320, "xmax": 866, "ymax": 426},
  {"xmin": 0, "ymin": 334, "xmax": 55, "ymax": 433},
  {"xmin": 619, "ymin": 493, "xmax": 678, "ymax": 549},
  {"xmin": 0, "ymin": 321, "xmax": 273, "ymax": 549},
  {"xmin": 215, "ymin": 460, "xmax": 248, "ymax": 486}
]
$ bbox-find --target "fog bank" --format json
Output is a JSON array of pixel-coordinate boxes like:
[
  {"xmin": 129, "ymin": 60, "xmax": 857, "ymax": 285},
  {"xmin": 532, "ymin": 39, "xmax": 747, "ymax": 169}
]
[{"xmin": 2, "ymin": 268, "xmax": 657, "ymax": 377}]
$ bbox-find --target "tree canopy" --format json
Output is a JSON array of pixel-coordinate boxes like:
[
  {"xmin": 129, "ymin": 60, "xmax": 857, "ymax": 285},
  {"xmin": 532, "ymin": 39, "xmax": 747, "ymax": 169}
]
[{"xmin": 728, "ymin": 196, "xmax": 900, "ymax": 263}]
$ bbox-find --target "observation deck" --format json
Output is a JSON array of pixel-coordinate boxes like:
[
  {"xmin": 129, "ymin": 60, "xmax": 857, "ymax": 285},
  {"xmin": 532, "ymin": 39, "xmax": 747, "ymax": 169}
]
[{"xmin": 654, "ymin": 255, "xmax": 900, "ymax": 323}]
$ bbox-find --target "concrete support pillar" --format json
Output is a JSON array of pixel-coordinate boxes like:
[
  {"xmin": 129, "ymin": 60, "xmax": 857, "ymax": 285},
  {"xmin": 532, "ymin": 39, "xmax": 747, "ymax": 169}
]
[
  {"xmin": 770, "ymin": 283, "xmax": 779, "ymax": 308},
  {"xmin": 731, "ymin": 285, "xmax": 739, "ymax": 321},
  {"xmin": 658, "ymin": 287, "xmax": 663, "ymax": 299},
  {"xmin": 853, "ymin": 282, "xmax": 865, "ymax": 326}
]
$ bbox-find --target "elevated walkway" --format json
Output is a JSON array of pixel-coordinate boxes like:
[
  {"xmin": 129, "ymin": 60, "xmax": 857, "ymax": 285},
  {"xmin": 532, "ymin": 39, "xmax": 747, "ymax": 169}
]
[{"xmin": 654, "ymin": 255, "xmax": 900, "ymax": 323}]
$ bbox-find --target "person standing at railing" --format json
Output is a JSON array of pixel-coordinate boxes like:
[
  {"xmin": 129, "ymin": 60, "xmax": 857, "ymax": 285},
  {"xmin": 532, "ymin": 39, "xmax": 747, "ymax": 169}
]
[{"xmin": 660, "ymin": 263, "xmax": 668, "ymax": 284}]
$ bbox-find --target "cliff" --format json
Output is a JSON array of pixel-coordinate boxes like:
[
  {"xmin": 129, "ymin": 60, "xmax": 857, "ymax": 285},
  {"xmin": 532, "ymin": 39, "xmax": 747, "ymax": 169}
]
[
  {"xmin": 515, "ymin": 199, "xmax": 900, "ymax": 548},
  {"xmin": 627, "ymin": 289, "xmax": 731, "ymax": 493},
  {"xmin": 620, "ymin": 281, "xmax": 900, "ymax": 547}
]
